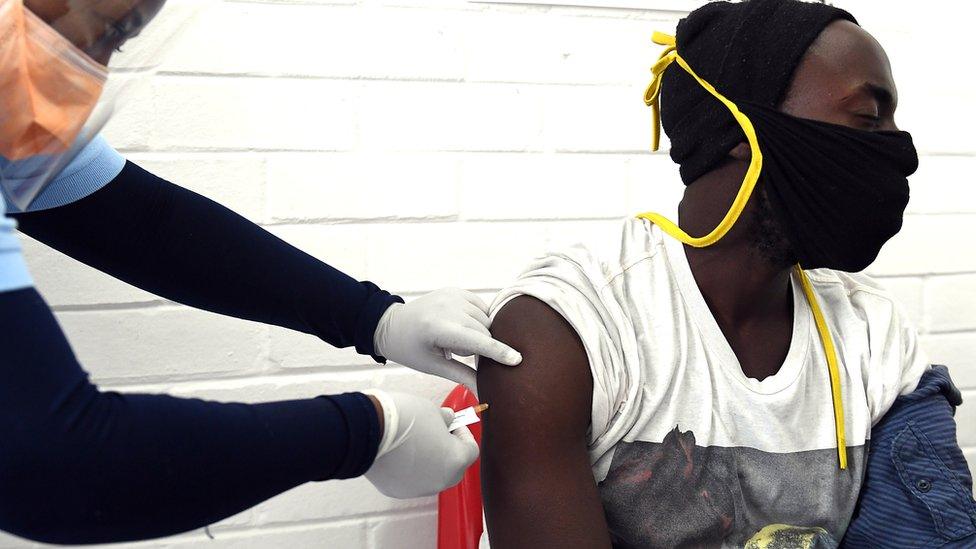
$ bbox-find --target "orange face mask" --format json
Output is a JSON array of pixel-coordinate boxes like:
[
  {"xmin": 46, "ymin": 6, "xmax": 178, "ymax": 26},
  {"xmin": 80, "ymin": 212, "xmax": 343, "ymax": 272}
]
[{"xmin": 0, "ymin": 0, "xmax": 107, "ymax": 161}]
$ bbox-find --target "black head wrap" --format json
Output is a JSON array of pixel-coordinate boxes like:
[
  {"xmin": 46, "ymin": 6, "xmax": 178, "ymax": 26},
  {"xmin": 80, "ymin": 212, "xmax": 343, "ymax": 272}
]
[{"xmin": 660, "ymin": 0, "xmax": 857, "ymax": 184}]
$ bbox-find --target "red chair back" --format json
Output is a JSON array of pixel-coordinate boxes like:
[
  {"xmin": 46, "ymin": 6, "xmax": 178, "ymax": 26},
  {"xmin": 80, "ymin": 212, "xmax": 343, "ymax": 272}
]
[{"xmin": 437, "ymin": 385, "xmax": 484, "ymax": 549}]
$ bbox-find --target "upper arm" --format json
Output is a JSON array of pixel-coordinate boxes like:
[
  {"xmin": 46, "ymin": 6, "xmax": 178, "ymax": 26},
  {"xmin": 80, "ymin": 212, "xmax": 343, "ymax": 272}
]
[{"xmin": 478, "ymin": 295, "xmax": 612, "ymax": 549}]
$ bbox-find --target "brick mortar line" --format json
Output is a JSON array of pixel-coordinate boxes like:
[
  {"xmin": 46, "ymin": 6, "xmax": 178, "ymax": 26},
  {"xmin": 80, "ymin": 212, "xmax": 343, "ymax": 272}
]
[
  {"xmin": 474, "ymin": 1, "xmax": 691, "ymax": 16},
  {"xmin": 258, "ymin": 324, "xmax": 275, "ymax": 377},
  {"xmin": 916, "ymin": 151, "xmax": 976, "ymax": 158},
  {"xmin": 904, "ymin": 212, "xmax": 976, "ymax": 216},
  {"xmin": 225, "ymin": 0, "xmax": 685, "ymax": 19},
  {"xmin": 264, "ymin": 215, "xmax": 460, "ymax": 226},
  {"xmin": 919, "ymin": 273, "xmax": 932, "ymax": 335},
  {"xmin": 153, "ymin": 71, "xmax": 636, "ymax": 88},
  {"xmin": 157, "ymin": 71, "xmax": 461, "ymax": 84},
  {"xmin": 868, "ymin": 270, "xmax": 976, "ymax": 277},
  {"xmin": 50, "ymin": 300, "xmax": 173, "ymax": 313},
  {"xmin": 263, "ymin": 215, "xmax": 626, "ymax": 225},
  {"xmin": 924, "ymin": 328, "xmax": 976, "ymax": 337},
  {"xmin": 875, "ymin": 273, "xmax": 976, "ymax": 280},
  {"xmin": 262, "ymin": 218, "xmax": 627, "ymax": 227},
  {"xmin": 99, "ymin": 364, "xmax": 404, "ymax": 392}
]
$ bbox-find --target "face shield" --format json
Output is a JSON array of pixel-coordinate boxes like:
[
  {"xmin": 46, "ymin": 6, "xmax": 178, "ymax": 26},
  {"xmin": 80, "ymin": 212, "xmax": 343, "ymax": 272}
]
[{"xmin": 0, "ymin": 0, "xmax": 207, "ymax": 211}]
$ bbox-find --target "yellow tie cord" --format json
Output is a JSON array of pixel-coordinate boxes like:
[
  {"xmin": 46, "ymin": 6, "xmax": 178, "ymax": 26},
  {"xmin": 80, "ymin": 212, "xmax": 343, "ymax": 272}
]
[
  {"xmin": 637, "ymin": 32, "xmax": 762, "ymax": 248},
  {"xmin": 797, "ymin": 266, "xmax": 848, "ymax": 469},
  {"xmin": 639, "ymin": 32, "xmax": 847, "ymax": 469}
]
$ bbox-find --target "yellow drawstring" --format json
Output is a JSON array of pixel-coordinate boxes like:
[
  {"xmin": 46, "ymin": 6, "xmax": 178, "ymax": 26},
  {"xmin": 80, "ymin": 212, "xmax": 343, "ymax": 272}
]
[
  {"xmin": 644, "ymin": 32, "xmax": 676, "ymax": 153},
  {"xmin": 638, "ymin": 31, "xmax": 762, "ymax": 249},
  {"xmin": 797, "ymin": 267, "xmax": 848, "ymax": 469},
  {"xmin": 639, "ymin": 32, "xmax": 847, "ymax": 469}
]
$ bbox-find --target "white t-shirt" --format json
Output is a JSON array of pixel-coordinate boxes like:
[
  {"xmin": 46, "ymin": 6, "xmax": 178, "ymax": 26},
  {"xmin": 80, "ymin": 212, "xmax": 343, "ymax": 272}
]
[{"xmin": 490, "ymin": 217, "xmax": 929, "ymax": 548}]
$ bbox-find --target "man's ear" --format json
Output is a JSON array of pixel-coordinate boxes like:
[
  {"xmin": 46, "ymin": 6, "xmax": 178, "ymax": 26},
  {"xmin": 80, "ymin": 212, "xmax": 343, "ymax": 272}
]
[{"xmin": 728, "ymin": 142, "xmax": 751, "ymax": 161}]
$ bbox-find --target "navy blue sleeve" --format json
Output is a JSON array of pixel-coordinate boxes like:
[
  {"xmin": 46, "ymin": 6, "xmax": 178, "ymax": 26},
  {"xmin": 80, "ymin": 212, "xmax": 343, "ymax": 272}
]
[
  {"xmin": 0, "ymin": 288, "xmax": 380, "ymax": 545},
  {"xmin": 12, "ymin": 160, "xmax": 402, "ymax": 361},
  {"xmin": 842, "ymin": 365, "xmax": 976, "ymax": 548}
]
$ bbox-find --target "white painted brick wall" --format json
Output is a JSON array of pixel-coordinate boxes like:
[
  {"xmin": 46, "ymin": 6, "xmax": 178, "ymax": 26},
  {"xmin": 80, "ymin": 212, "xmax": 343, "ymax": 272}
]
[{"xmin": 5, "ymin": 0, "xmax": 974, "ymax": 547}]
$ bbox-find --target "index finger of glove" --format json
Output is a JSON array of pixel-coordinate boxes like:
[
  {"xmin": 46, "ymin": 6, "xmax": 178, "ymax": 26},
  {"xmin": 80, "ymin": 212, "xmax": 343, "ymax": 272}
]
[{"xmin": 440, "ymin": 328, "xmax": 522, "ymax": 367}]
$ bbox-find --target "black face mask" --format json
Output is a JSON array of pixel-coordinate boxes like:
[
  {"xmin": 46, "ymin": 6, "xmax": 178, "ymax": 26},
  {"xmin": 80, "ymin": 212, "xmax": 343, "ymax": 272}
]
[
  {"xmin": 741, "ymin": 102, "xmax": 918, "ymax": 272},
  {"xmin": 642, "ymin": 32, "xmax": 918, "ymax": 274}
]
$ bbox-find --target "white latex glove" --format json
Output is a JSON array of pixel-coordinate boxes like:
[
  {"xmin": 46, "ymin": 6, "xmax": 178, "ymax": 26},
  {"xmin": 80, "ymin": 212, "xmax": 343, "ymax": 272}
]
[
  {"xmin": 364, "ymin": 390, "xmax": 479, "ymax": 499},
  {"xmin": 373, "ymin": 288, "xmax": 522, "ymax": 390}
]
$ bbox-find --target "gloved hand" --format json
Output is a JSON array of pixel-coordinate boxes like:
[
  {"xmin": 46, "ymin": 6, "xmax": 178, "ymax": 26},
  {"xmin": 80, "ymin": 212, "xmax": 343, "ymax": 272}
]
[
  {"xmin": 373, "ymin": 288, "xmax": 522, "ymax": 390},
  {"xmin": 364, "ymin": 390, "xmax": 479, "ymax": 499}
]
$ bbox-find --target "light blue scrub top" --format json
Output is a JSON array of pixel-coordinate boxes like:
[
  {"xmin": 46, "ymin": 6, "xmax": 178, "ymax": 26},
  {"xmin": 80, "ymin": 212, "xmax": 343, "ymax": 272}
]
[{"xmin": 0, "ymin": 136, "xmax": 125, "ymax": 293}]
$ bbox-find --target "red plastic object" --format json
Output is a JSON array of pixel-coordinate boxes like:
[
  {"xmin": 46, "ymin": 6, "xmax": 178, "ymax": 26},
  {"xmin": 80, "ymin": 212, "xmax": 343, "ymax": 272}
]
[{"xmin": 437, "ymin": 385, "xmax": 484, "ymax": 549}]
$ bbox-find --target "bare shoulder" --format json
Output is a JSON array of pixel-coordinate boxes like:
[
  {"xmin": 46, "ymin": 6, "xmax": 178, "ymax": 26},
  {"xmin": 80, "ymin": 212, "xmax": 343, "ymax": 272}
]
[{"xmin": 478, "ymin": 295, "xmax": 593, "ymax": 432}]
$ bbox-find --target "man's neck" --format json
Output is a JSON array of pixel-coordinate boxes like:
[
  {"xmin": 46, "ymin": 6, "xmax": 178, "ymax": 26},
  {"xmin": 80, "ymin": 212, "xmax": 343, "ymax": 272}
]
[
  {"xmin": 677, "ymin": 160, "xmax": 793, "ymax": 328},
  {"xmin": 683, "ymin": 240, "xmax": 793, "ymax": 327}
]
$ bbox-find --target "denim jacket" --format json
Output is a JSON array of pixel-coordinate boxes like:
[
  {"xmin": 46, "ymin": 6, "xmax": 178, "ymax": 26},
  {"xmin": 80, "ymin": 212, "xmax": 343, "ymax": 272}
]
[{"xmin": 842, "ymin": 365, "xmax": 976, "ymax": 548}]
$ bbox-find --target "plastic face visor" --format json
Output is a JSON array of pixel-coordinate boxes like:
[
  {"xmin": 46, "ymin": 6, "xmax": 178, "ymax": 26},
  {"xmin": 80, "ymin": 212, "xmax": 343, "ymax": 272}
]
[{"xmin": 0, "ymin": 0, "xmax": 205, "ymax": 211}]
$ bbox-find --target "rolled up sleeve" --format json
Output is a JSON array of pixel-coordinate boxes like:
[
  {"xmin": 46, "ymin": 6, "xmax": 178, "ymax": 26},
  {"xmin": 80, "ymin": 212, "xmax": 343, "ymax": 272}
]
[{"xmin": 3, "ymin": 135, "xmax": 125, "ymax": 214}]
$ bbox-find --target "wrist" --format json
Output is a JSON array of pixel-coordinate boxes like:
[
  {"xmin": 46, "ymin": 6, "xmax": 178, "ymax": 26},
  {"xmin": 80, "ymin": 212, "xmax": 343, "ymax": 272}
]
[
  {"xmin": 367, "ymin": 394, "xmax": 384, "ymax": 439},
  {"xmin": 372, "ymin": 302, "xmax": 402, "ymax": 360},
  {"xmin": 363, "ymin": 389, "xmax": 397, "ymax": 459}
]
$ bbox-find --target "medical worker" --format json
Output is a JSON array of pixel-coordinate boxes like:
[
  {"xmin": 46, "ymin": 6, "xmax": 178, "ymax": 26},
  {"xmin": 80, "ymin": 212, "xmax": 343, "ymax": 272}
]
[{"xmin": 0, "ymin": 0, "xmax": 519, "ymax": 544}]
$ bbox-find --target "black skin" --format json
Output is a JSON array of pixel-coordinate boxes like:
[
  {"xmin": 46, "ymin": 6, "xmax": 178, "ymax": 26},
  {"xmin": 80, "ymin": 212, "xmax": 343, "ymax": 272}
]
[
  {"xmin": 478, "ymin": 20, "xmax": 899, "ymax": 549},
  {"xmin": 25, "ymin": 0, "xmax": 166, "ymax": 65}
]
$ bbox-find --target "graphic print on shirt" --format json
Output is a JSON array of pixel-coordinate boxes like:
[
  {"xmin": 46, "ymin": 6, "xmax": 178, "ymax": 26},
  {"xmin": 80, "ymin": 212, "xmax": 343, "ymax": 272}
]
[{"xmin": 598, "ymin": 427, "xmax": 866, "ymax": 549}]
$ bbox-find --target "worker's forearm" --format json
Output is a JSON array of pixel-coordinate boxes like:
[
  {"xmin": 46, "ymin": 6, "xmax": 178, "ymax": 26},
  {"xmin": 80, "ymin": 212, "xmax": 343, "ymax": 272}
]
[
  {"xmin": 0, "ymin": 288, "xmax": 380, "ymax": 544},
  {"xmin": 12, "ymin": 160, "xmax": 400, "ymax": 360}
]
